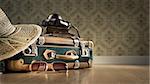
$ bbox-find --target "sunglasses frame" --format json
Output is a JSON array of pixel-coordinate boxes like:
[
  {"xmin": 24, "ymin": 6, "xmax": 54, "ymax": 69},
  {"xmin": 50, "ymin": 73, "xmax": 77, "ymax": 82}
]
[{"xmin": 29, "ymin": 60, "xmax": 68, "ymax": 73}]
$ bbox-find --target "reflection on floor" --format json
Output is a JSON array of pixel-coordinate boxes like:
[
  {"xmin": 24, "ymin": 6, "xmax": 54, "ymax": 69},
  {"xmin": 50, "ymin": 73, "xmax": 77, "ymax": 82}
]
[{"xmin": 0, "ymin": 65, "xmax": 149, "ymax": 84}]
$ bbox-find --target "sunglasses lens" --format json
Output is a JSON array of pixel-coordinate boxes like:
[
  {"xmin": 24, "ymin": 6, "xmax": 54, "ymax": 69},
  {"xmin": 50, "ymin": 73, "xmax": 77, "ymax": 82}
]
[
  {"xmin": 30, "ymin": 61, "xmax": 48, "ymax": 71},
  {"xmin": 53, "ymin": 62, "xmax": 68, "ymax": 72}
]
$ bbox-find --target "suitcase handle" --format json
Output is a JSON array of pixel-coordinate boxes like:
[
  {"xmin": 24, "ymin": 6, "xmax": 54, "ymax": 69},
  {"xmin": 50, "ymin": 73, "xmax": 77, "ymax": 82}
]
[
  {"xmin": 56, "ymin": 50, "xmax": 79, "ymax": 60},
  {"xmin": 43, "ymin": 49, "xmax": 79, "ymax": 60},
  {"xmin": 56, "ymin": 55, "xmax": 79, "ymax": 60}
]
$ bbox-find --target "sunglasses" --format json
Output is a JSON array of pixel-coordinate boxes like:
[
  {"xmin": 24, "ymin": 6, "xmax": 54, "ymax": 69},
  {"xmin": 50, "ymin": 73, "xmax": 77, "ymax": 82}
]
[{"xmin": 29, "ymin": 61, "xmax": 68, "ymax": 73}]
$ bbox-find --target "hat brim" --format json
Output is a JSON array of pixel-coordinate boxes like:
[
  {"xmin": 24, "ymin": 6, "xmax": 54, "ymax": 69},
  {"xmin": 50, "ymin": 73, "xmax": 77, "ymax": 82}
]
[{"xmin": 0, "ymin": 24, "xmax": 42, "ymax": 61}]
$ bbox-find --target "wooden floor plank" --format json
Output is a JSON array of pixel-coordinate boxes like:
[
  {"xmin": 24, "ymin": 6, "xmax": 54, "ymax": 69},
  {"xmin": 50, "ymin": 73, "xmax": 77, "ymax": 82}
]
[{"xmin": 0, "ymin": 65, "xmax": 149, "ymax": 84}]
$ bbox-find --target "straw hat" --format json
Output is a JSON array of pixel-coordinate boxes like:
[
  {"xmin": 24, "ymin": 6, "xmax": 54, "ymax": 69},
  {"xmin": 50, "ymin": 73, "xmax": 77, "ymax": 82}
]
[{"xmin": 0, "ymin": 8, "xmax": 42, "ymax": 61}]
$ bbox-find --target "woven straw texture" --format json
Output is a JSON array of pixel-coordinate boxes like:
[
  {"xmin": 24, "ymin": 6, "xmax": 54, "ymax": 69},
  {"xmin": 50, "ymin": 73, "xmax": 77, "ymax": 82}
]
[
  {"xmin": 0, "ymin": 8, "xmax": 42, "ymax": 61},
  {"xmin": 0, "ymin": 9, "xmax": 15, "ymax": 37}
]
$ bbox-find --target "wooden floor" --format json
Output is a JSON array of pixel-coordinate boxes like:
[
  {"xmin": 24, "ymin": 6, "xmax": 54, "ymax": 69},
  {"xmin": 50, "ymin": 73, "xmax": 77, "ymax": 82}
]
[{"xmin": 0, "ymin": 65, "xmax": 149, "ymax": 84}]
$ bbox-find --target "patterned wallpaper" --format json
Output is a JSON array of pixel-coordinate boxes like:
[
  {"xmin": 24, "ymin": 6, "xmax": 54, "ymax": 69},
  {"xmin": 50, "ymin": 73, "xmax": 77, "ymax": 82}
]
[{"xmin": 0, "ymin": 0, "xmax": 149, "ymax": 56}]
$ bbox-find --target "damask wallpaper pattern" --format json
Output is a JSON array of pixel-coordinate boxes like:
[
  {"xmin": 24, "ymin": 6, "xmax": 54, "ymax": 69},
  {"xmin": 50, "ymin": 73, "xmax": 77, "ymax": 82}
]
[{"xmin": 0, "ymin": 0, "xmax": 149, "ymax": 56}]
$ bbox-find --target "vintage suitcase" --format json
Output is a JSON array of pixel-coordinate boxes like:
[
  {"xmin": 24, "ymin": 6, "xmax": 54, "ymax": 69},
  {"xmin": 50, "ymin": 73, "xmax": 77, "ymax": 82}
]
[
  {"xmin": 5, "ymin": 37, "xmax": 93, "ymax": 72},
  {"xmin": 3, "ymin": 14, "xmax": 94, "ymax": 72}
]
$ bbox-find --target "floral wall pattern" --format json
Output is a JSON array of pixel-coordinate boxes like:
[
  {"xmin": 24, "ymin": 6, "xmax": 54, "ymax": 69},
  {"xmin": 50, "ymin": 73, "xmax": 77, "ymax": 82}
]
[{"xmin": 0, "ymin": 0, "xmax": 149, "ymax": 56}]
